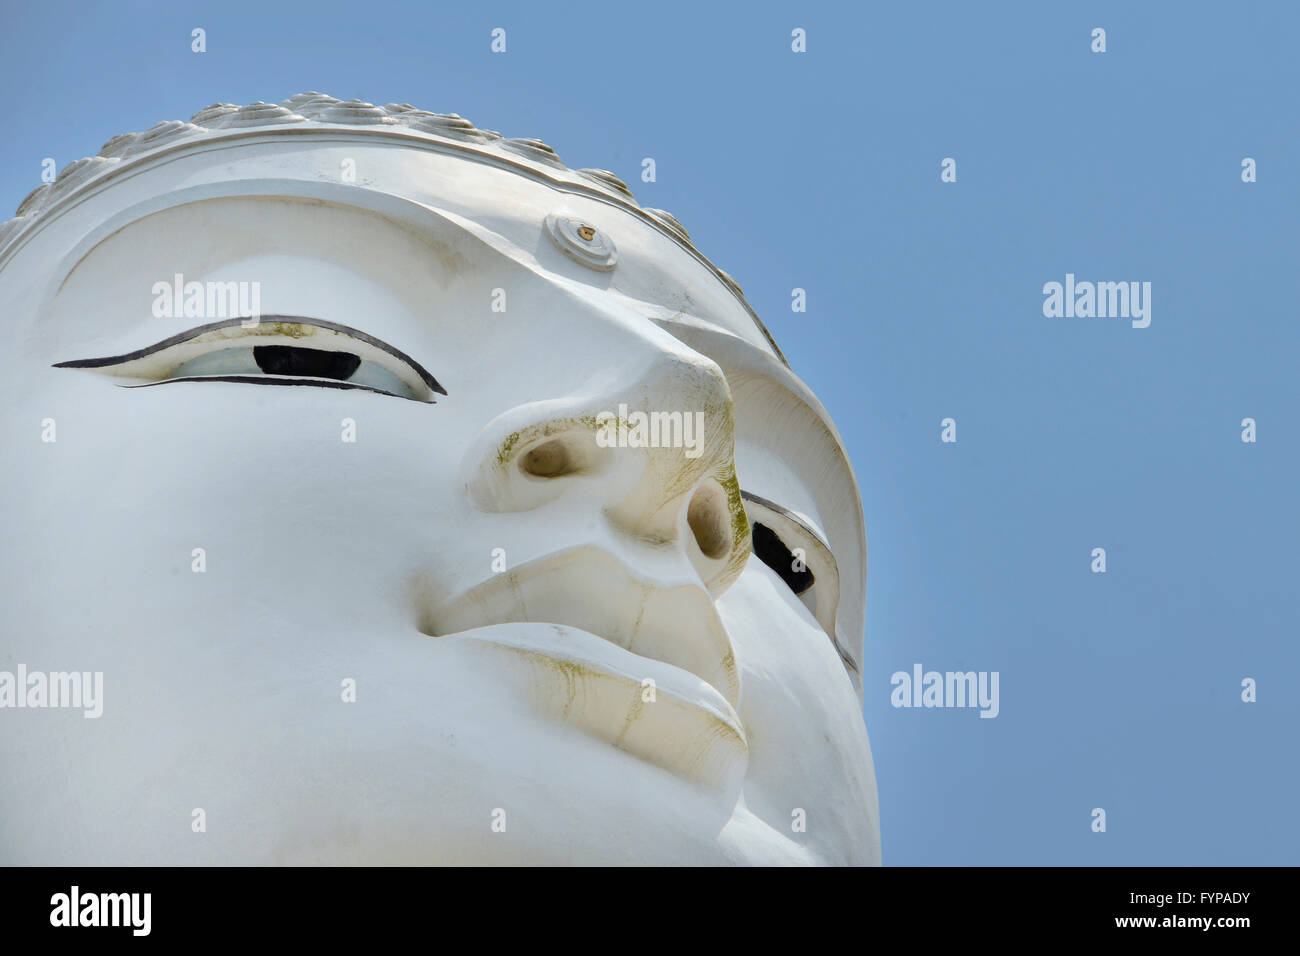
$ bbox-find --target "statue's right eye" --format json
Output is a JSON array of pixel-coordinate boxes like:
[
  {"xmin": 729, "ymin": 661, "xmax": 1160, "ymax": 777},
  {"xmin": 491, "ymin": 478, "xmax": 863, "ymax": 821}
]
[{"xmin": 54, "ymin": 317, "xmax": 445, "ymax": 404}]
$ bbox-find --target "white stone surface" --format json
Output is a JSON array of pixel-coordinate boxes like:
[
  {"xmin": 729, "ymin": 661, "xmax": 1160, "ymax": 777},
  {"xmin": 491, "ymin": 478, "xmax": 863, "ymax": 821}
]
[{"xmin": 0, "ymin": 96, "xmax": 879, "ymax": 865}]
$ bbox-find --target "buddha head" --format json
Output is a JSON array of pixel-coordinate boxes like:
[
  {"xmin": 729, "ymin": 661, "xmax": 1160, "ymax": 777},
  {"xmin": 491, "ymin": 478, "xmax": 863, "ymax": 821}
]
[{"xmin": 0, "ymin": 95, "xmax": 879, "ymax": 865}]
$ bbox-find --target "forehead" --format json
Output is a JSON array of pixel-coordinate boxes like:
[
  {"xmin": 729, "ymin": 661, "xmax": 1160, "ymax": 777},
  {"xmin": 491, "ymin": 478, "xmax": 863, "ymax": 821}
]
[{"xmin": 4, "ymin": 123, "xmax": 781, "ymax": 360}]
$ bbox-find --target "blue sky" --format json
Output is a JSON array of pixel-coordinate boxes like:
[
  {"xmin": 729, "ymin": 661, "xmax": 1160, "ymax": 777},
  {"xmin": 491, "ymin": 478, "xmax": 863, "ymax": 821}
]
[{"xmin": 2, "ymin": 0, "xmax": 1295, "ymax": 864}]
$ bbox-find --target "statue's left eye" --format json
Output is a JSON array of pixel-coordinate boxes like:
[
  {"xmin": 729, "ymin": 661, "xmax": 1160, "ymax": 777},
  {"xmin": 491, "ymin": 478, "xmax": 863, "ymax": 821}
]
[
  {"xmin": 741, "ymin": 490, "xmax": 856, "ymax": 675},
  {"xmin": 54, "ymin": 317, "xmax": 445, "ymax": 404}
]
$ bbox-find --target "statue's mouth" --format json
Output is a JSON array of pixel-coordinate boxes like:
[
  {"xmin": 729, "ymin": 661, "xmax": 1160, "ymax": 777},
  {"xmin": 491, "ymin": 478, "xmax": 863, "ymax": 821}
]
[{"xmin": 417, "ymin": 547, "xmax": 747, "ymax": 787}]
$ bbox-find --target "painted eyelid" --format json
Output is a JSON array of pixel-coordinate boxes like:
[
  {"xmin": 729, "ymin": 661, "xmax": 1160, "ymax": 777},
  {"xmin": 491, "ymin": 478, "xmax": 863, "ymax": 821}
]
[{"xmin": 53, "ymin": 316, "xmax": 446, "ymax": 402}]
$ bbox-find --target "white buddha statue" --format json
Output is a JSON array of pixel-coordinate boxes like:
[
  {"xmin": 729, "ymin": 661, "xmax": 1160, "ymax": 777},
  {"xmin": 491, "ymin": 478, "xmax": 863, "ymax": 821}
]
[{"xmin": 0, "ymin": 95, "xmax": 880, "ymax": 865}]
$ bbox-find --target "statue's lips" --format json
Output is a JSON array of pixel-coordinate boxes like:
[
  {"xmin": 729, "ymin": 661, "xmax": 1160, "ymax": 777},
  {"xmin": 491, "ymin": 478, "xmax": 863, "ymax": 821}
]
[
  {"xmin": 418, "ymin": 548, "xmax": 746, "ymax": 786},
  {"xmin": 433, "ymin": 623, "xmax": 747, "ymax": 789},
  {"xmin": 420, "ymin": 548, "xmax": 741, "ymax": 709}
]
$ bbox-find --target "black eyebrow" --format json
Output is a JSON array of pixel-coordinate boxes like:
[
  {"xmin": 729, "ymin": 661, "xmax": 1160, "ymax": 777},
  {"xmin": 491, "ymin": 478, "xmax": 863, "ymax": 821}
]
[{"xmin": 52, "ymin": 315, "xmax": 446, "ymax": 396}]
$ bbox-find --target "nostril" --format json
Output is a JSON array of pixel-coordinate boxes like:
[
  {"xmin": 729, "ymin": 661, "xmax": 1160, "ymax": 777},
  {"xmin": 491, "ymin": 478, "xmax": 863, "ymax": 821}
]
[
  {"xmin": 518, "ymin": 432, "xmax": 605, "ymax": 479},
  {"xmin": 687, "ymin": 482, "xmax": 731, "ymax": 560},
  {"xmin": 520, "ymin": 438, "xmax": 574, "ymax": 478}
]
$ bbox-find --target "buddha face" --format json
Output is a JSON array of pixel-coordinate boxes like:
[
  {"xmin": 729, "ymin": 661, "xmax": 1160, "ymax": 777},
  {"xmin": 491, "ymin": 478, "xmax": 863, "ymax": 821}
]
[{"xmin": 0, "ymin": 123, "xmax": 879, "ymax": 865}]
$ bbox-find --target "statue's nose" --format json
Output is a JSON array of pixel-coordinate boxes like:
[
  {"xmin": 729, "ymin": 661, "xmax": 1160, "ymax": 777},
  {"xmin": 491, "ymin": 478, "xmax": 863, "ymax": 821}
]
[{"xmin": 461, "ymin": 345, "xmax": 751, "ymax": 597}]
